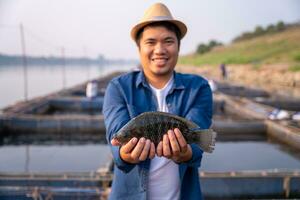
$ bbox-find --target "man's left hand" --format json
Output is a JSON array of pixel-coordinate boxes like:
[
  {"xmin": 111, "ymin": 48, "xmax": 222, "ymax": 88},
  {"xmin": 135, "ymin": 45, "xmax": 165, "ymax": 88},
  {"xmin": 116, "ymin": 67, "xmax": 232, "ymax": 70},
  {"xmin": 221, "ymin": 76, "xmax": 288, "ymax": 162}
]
[{"xmin": 156, "ymin": 128, "xmax": 192, "ymax": 163}]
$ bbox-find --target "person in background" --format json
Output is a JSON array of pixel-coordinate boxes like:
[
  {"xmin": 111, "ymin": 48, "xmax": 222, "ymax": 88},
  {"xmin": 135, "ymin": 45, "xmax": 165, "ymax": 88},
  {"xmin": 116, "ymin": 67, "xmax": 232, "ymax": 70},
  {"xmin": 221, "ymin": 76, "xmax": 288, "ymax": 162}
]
[
  {"xmin": 220, "ymin": 63, "xmax": 227, "ymax": 80},
  {"xmin": 103, "ymin": 3, "xmax": 213, "ymax": 200}
]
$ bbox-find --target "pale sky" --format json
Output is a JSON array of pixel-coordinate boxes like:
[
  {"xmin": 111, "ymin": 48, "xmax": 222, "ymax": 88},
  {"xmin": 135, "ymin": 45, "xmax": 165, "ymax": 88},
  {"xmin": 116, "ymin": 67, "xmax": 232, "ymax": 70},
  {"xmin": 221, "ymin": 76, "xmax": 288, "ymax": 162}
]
[{"xmin": 0, "ymin": 0, "xmax": 299, "ymax": 59}]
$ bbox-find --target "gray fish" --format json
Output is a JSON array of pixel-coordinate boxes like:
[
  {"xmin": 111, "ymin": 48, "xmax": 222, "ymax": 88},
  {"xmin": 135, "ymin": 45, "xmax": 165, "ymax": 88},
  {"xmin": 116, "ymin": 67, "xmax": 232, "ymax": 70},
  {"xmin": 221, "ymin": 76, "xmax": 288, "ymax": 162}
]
[{"xmin": 113, "ymin": 111, "xmax": 216, "ymax": 153}]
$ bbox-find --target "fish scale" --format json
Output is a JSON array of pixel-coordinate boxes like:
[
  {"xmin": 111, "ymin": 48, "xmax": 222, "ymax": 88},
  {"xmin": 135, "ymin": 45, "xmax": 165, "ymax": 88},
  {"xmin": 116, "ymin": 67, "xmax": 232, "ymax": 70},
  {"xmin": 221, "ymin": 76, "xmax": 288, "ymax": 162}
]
[{"xmin": 113, "ymin": 111, "xmax": 216, "ymax": 153}]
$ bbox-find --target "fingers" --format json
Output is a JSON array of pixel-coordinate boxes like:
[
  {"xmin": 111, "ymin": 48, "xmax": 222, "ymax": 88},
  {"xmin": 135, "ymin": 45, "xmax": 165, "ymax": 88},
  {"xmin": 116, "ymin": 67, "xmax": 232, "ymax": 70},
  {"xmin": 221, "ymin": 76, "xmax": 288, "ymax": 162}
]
[
  {"xmin": 149, "ymin": 142, "xmax": 155, "ymax": 159},
  {"xmin": 168, "ymin": 130, "xmax": 180, "ymax": 156},
  {"xmin": 156, "ymin": 141, "xmax": 163, "ymax": 157},
  {"xmin": 111, "ymin": 138, "xmax": 121, "ymax": 146},
  {"xmin": 119, "ymin": 137, "xmax": 155, "ymax": 164},
  {"xmin": 121, "ymin": 137, "xmax": 138, "ymax": 154},
  {"xmin": 138, "ymin": 139, "xmax": 151, "ymax": 161},
  {"xmin": 131, "ymin": 137, "xmax": 146, "ymax": 159},
  {"xmin": 119, "ymin": 138, "xmax": 138, "ymax": 164},
  {"xmin": 174, "ymin": 128, "xmax": 188, "ymax": 153},
  {"xmin": 118, "ymin": 133, "xmax": 187, "ymax": 162},
  {"xmin": 159, "ymin": 129, "xmax": 189, "ymax": 162},
  {"xmin": 163, "ymin": 134, "xmax": 171, "ymax": 158}
]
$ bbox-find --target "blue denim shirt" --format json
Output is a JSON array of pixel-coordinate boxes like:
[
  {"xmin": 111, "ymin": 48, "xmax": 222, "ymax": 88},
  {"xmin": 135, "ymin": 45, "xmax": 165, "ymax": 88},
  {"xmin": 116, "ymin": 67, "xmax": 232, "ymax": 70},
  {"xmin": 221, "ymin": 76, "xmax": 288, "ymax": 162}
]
[{"xmin": 103, "ymin": 70, "xmax": 212, "ymax": 200}]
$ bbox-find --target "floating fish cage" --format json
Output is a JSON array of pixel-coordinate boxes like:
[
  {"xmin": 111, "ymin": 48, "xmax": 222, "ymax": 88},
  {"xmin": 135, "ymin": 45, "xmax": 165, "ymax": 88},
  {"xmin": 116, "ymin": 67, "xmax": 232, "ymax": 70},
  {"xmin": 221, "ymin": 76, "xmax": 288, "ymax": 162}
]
[
  {"xmin": 1, "ymin": 72, "xmax": 300, "ymax": 199},
  {"xmin": 214, "ymin": 93, "xmax": 300, "ymax": 151},
  {"xmin": 201, "ymin": 170, "xmax": 300, "ymax": 199},
  {"xmin": 0, "ymin": 71, "xmax": 118, "ymax": 134},
  {"xmin": 0, "ymin": 171, "xmax": 112, "ymax": 200},
  {"xmin": 213, "ymin": 80, "xmax": 300, "ymax": 120},
  {"xmin": 214, "ymin": 81, "xmax": 270, "ymax": 98}
]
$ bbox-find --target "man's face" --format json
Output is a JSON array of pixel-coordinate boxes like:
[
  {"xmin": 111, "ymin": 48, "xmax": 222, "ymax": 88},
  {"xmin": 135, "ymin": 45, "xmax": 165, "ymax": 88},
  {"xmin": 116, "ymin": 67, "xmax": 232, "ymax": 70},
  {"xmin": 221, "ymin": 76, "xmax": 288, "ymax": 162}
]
[{"xmin": 138, "ymin": 25, "xmax": 179, "ymax": 79}]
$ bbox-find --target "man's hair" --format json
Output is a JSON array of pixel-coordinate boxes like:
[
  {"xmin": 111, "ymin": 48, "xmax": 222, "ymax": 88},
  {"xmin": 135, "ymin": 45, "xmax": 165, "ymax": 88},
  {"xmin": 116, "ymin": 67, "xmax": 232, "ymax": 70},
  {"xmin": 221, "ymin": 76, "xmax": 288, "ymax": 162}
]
[{"xmin": 135, "ymin": 21, "xmax": 181, "ymax": 49}]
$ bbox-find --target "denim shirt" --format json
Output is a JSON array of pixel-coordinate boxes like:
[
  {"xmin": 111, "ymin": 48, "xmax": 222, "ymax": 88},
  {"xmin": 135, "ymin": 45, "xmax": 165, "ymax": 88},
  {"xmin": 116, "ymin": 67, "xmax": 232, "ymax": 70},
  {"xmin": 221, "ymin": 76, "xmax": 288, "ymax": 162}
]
[{"xmin": 103, "ymin": 70, "xmax": 212, "ymax": 200}]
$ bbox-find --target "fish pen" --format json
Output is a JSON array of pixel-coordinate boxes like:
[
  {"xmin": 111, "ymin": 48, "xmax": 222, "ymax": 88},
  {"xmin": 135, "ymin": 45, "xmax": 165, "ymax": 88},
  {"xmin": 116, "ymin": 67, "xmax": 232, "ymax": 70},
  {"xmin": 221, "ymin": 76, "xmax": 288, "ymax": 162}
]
[{"xmin": 1, "ymin": 72, "xmax": 300, "ymax": 199}]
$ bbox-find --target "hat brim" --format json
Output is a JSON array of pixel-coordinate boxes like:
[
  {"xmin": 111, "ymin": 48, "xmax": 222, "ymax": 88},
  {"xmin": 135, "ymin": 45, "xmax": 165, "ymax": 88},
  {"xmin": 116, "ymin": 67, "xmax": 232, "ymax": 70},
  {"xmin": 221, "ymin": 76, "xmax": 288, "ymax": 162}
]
[{"xmin": 130, "ymin": 19, "xmax": 187, "ymax": 42}]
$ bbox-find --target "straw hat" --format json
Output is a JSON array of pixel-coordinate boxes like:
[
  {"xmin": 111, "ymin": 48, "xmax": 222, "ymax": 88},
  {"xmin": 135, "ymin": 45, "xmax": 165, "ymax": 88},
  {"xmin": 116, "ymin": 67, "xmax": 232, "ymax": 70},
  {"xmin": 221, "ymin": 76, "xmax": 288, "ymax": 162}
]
[{"xmin": 130, "ymin": 3, "xmax": 187, "ymax": 41}]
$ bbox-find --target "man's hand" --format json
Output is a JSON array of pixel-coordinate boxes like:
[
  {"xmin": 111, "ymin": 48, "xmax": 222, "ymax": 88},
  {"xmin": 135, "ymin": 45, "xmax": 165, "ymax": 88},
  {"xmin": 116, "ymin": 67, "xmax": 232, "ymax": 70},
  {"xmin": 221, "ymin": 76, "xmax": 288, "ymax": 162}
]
[
  {"xmin": 156, "ymin": 128, "xmax": 192, "ymax": 163},
  {"xmin": 111, "ymin": 137, "xmax": 155, "ymax": 164}
]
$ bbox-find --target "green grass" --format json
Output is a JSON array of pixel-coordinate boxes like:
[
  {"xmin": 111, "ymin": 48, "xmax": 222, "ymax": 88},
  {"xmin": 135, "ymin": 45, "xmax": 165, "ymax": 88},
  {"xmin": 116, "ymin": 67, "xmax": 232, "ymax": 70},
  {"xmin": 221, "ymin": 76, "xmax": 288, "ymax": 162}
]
[
  {"xmin": 179, "ymin": 26, "xmax": 300, "ymax": 67},
  {"xmin": 293, "ymin": 52, "xmax": 300, "ymax": 62},
  {"xmin": 289, "ymin": 64, "xmax": 300, "ymax": 72}
]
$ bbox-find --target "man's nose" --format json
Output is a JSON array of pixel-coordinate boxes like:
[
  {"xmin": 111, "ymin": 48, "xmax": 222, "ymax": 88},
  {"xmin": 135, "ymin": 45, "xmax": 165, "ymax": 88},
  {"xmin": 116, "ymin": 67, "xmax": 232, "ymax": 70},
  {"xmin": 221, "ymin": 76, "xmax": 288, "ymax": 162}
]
[{"xmin": 154, "ymin": 43, "xmax": 166, "ymax": 54}]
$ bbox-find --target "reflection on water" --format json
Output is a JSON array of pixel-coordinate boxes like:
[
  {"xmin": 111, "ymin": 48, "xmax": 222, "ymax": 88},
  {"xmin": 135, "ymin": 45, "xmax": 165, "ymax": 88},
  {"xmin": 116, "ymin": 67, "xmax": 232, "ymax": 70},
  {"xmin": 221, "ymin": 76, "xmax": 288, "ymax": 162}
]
[
  {"xmin": 0, "ymin": 144, "xmax": 111, "ymax": 172},
  {"xmin": 0, "ymin": 139, "xmax": 300, "ymax": 173},
  {"xmin": 201, "ymin": 141, "xmax": 300, "ymax": 172},
  {"xmin": 0, "ymin": 64, "xmax": 133, "ymax": 108}
]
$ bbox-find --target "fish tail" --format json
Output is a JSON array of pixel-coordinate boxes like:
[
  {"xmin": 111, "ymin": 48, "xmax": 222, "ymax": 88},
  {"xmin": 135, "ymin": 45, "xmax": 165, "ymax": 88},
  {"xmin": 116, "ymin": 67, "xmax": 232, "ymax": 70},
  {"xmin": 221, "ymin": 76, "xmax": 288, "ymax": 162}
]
[{"xmin": 188, "ymin": 128, "xmax": 217, "ymax": 153}]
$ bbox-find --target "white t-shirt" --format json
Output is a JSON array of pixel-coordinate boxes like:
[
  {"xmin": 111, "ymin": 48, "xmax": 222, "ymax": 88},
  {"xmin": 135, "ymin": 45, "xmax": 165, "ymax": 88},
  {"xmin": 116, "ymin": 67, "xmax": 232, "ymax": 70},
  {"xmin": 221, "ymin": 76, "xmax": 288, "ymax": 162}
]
[{"xmin": 147, "ymin": 75, "xmax": 181, "ymax": 200}]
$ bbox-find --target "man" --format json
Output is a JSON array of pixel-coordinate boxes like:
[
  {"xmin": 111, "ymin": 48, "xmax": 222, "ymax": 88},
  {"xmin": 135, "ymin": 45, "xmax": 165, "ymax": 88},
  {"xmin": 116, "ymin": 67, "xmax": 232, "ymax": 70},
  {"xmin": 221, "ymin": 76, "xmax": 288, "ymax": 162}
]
[{"xmin": 103, "ymin": 3, "xmax": 212, "ymax": 200}]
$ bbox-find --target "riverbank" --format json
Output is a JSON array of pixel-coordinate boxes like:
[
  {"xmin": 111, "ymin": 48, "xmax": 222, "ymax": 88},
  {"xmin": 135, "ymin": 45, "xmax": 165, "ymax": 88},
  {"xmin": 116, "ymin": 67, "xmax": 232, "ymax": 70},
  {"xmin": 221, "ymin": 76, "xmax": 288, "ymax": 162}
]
[{"xmin": 177, "ymin": 64, "xmax": 300, "ymax": 98}]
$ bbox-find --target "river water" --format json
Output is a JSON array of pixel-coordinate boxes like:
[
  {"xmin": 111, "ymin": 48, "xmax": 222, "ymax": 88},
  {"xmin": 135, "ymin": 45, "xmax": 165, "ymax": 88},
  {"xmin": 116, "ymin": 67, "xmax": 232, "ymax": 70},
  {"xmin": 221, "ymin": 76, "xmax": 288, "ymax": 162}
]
[
  {"xmin": 0, "ymin": 64, "xmax": 133, "ymax": 109},
  {"xmin": 0, "ymin": 140, "xmax": 300, "ymax": 172}
]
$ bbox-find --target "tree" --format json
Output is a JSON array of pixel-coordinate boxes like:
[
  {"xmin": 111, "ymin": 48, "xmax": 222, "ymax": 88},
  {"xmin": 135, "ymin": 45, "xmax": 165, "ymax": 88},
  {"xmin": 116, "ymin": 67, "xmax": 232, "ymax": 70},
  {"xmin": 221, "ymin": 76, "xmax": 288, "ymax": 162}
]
[
  {"xmin": 254, "ymin": 26, "xmax": 265, "ymax": 36},
  {"xmin": 196, "ymin": 43, "xmax": 209, "ymax": 54},
  {"xmin": 276, "ymin": 21, "xmax": 285, "ymax": 31},
  {"xmin": 266, "ymin": 24, "xmax": 276, "ymax": 33},
  {"xmin": 196, "ymin": 40, "xmax": 223, "ymax": 54}
]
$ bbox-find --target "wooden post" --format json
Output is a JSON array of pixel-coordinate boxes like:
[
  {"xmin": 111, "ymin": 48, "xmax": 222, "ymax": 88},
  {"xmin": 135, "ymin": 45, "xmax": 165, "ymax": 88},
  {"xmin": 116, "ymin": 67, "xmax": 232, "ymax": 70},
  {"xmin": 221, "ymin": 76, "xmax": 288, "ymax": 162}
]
[
  {"xmin": 61, "ymin": 47, "xmax": 66, "ymax": 89},
  {"xmin": 20, "ymin": 23, "xmax": 28, "ymax": 101},
  {"xmin": 83, "ymin": 46, "xmax": 90, "ymax": 81}
]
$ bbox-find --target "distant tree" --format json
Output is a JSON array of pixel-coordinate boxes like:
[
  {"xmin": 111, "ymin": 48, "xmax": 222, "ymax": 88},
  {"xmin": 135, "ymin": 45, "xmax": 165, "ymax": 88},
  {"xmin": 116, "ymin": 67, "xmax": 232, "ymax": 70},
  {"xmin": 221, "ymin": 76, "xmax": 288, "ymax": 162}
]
[
  {"xmin": 276, "ymin": 21, "xmax": 285, "ymax": 31},
  {"xmin": 266, "ymin": 24, "xmax": 276, "ymax": 33},
  {"xmin": 233, "ymin": 32, "xmax": 251, "ymax": 42},
  {"xmin": 232, "ymin": 21, "xmax": 292, "ymax": 43},
  {"xmin": 208, "ymin": 40, "xmax": 223, "ymax": 49},
  {"xmin": 196, "ymin": 43, "xmax": 209, "ymax": 54},
  {"xmin": 196, "ymin": 40, "xmax": 223, "ymax": 54},
  {"xmin": 254, "ymin": 26, "xmax": 265, "ymax": 36},
  {"xmin": 208, "ymin": 40, "xmax": 217, "ymax": 48}
]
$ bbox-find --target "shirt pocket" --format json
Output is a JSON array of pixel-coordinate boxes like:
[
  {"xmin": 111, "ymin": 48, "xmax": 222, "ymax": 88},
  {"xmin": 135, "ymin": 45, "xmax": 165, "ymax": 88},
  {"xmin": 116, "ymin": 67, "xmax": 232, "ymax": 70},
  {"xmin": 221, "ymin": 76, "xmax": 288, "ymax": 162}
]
[{"xmin": 126, "ymin": 104, "xmax": 145, "ymax": 118}]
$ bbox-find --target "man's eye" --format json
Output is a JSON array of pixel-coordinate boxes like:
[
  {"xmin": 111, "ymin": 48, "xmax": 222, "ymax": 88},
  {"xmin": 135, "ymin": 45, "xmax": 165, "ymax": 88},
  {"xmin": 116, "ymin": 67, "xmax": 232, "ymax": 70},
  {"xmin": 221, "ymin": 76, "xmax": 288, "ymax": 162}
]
[
  {"xmin": 146, "ymin": 41, "xmax": 155, "ymax": 45},
  {"xmin": 166, "ymin": 40, "xmax": 174, "ymax": 44}
]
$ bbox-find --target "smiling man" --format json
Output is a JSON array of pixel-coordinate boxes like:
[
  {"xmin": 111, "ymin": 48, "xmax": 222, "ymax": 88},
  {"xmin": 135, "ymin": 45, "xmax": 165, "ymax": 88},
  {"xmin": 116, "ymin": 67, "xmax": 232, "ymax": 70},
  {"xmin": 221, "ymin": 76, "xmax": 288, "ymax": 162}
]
[{"xmin": 103, "ymin": 3, "xmax": 213, "ymax": 200}]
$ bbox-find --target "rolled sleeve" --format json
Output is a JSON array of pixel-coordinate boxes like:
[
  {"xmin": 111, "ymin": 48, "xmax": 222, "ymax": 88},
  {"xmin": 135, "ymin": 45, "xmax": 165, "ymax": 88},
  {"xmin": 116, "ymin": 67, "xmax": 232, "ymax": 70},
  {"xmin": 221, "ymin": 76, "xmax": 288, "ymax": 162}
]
[{"xmin": 184, "ymin": 143, "xmax": 203, "ymax": 167}]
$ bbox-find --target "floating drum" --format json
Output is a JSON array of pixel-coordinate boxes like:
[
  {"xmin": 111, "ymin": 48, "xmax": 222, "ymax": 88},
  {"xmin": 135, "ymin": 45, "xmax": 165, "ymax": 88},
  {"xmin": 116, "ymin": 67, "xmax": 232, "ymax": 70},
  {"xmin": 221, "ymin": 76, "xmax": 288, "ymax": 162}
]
[{"xmin": 86, "ymin": 80, "xmax": 98, "ymax": 98}]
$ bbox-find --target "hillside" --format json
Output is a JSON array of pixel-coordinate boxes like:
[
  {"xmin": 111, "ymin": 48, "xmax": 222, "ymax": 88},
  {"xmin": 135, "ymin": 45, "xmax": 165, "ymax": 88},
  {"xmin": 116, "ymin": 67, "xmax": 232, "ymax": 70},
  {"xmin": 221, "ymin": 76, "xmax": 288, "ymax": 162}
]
[{"xmin": 179, "ymin": 25, "xmax": 300, "ymax": 71}]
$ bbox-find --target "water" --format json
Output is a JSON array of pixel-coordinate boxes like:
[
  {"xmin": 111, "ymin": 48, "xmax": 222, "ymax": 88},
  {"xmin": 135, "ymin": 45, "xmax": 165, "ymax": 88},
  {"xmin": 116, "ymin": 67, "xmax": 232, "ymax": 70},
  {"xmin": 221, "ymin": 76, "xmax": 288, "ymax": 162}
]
[
  {"xmin": 0, "ymin": 140, "xmax": 299, "ymax": 173},
  {"xmin": 201, "ymin": 141, "xmax": 300, "ymax": 172},
  {"xmin": 0, "ymin": 144, "xmax": 111, "ymax": 172},
  {"xmin": 0, "ymin": 64, "xmax": 133, "ymax": 109}
]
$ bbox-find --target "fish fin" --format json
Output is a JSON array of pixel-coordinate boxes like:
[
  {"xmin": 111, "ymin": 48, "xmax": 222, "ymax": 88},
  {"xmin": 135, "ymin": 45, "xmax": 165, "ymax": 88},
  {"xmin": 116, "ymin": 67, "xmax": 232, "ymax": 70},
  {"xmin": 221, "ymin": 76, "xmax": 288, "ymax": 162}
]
[{"xmin": 188, "ymin": 128, "xmax": 217, "ymax": 153}]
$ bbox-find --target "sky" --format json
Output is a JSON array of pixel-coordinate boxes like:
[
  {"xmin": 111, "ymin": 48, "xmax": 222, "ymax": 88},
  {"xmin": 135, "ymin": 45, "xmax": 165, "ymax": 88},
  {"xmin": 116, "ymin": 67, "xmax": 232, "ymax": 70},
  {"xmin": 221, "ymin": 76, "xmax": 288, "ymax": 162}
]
[{"xmin": 0, "ymin": 0, "xmax": 299, "ymax": 60}]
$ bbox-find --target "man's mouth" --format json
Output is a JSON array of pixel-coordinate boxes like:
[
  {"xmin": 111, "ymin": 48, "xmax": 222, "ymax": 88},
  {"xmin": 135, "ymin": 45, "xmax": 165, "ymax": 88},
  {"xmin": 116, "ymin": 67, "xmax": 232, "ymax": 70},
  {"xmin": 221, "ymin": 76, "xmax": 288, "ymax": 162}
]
[{"xmin": 151, "ymin": 57, "xmax": 168, "ymax": 66}]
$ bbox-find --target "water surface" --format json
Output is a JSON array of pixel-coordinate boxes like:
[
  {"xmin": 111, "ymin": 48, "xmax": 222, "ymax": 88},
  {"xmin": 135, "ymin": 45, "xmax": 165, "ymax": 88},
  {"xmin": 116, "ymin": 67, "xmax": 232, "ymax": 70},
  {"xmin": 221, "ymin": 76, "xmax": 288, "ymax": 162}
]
[
  {"xmin": 0, "ymin": 144, "xmax": 110, "ymax": 172},
  {"xmin": 1, "ymin": 140, "xmax": 299, "ymax": 173},
  {"xmin": 0, "ymin": 64, "xmax": 132, "ymax": 108},
  {"xmin": 201, "ymin": 141, "xmax": 300, "ymax": 172}
]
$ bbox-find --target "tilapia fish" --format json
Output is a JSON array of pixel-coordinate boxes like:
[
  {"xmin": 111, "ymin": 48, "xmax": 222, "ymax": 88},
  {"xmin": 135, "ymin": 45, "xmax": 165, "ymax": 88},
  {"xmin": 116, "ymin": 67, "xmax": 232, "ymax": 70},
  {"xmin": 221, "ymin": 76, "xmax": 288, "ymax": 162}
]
[{"xmin": 113, "ymin": 111, "xmax": 216, "ymax": 153}]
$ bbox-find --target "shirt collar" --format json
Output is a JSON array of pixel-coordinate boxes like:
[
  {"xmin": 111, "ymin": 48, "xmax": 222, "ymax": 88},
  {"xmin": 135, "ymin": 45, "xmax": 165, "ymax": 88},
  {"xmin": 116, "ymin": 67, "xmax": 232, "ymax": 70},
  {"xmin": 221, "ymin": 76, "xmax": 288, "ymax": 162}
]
[
  {"xmin": 135, "ymin": 70, "xmax": 186, "ymax": 90},
  {"xmin": 135, "ymin": 71, "xmax": 149, "ymax": 88},
  {"xmin": 172, "ymin": 71, "xmax": 185, "ymax": 90}
]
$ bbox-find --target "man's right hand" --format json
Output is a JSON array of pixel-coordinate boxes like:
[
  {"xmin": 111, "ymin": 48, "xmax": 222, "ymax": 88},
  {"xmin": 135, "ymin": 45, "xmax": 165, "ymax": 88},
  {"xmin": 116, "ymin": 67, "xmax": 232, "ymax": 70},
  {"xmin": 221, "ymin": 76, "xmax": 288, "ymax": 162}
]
[{"xmin": 111, "ymin": 137, "xmax": 155, "ymax": 164}]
